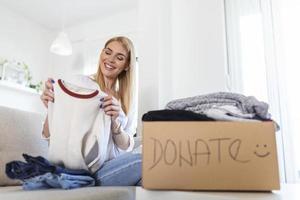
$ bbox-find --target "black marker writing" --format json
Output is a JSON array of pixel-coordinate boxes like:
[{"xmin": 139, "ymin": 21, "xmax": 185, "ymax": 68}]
[
  {"xmin": 229, "ymin": 139, "xmax": 250, "ymax": 163},
  {"xmin": 149, "ymin": 137, "xmax": 164, "ymax": 170},
  {"xmin": 148, "ymin": 137, "xmax": 252, "ymax": 170},
  {"xmin": 209, "ymin": 138, "xmax": 230, "ymax": 163},
  {"xmin": 179, "ymin": 140, "xmax": 193, "ymax": 167},
  {"xmin": 193, "ymin": 139, "xmax": 211, "ymax": 165},
  {"xmin": 164, "ymin": 139, "xmax": 177, "ymax": 165}
]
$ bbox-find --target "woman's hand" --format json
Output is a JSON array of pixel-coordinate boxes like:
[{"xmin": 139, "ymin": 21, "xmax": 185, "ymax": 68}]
[
  {"xmin": 101, "ymin": 95, "xmax": 121, "ymax": 121},
  {"xmin": 40, "ymin": 78, "xmax": 55, "ymax": 108},
  {"xmin": 101, "ymin": 95, "xmax": 122, "ymax": 134}
]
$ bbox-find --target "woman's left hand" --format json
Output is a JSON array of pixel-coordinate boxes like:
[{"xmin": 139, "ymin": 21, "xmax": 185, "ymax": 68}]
[
  {"xmin": 101, "ymin": 95, "xmax": 123, "ymax": 134},
  {"xmin": 101, "ymin": 95, "xmax": 121, "ymax": 121}
]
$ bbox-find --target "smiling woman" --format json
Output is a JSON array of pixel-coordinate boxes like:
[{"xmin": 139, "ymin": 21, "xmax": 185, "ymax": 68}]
[
  {"xmin": 95, "ymin": 37, "xmax": 135, "ymax": 115},
  {"xmin": 40, "ymin": 36, "xmax": 141, "ymax": 186}
]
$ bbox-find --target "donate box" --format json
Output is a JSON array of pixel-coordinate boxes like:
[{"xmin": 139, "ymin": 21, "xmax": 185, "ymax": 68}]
[{"xmin": 142, "ymin": 121, "xmax": 280, "ymax": 191}]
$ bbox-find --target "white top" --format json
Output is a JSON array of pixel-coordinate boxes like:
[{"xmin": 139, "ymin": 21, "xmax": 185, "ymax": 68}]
[{"xmin": 47, "ymin": 75, "xmax": 136, "ymax": 173}]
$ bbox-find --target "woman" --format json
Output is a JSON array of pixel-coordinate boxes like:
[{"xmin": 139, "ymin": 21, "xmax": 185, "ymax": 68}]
[{"xmin": 40, "ymin": 36, "xmax": 142, "ymax": 186}]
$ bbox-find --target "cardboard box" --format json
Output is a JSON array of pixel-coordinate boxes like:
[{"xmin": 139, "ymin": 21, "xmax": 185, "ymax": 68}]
[{"xmin": 142, "ymin": 121, "xmax": 280, "ymax": 191}]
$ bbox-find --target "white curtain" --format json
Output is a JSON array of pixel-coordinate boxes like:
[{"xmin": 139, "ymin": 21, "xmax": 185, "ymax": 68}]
[
  {"xmin": 225, "ymin": 0, "xmax": 300, "ymax": 183},
  {"xmin": 272, "ymin": 0, "xmax": 300, "ymax": 183}
]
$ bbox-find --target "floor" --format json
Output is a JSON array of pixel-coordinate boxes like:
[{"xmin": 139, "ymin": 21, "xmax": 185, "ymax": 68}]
[{"xmin": 136, "ymin": 184, "xmax": 300, "ymax": 200}]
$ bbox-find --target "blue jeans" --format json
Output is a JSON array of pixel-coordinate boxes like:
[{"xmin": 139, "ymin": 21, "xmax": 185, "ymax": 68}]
[
  {"xmin": 6, "ymin": 154, "xmax": 91, "ymax": 181},
  {"xmin": 93, "ymin": 153, "xmax": 142, "ymax": 186},
  {"xmin": 23, "ymin": 173, "xmax": 95, "ymax": 190}
]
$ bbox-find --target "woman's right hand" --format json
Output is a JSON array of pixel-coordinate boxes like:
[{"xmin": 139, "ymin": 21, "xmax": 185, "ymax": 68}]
[{"xmin": 40, "ymin": 78, "xmax": 55, "ymax": 108}]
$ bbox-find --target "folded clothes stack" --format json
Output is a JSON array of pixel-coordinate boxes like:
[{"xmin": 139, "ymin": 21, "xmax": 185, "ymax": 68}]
[
  {"xmin": 5, "ymin": 154, "xmax": 95, "ymax": 190},
  {"xmin": 143, "ymin": 92, "xmax": 279, "ymax": 130},
  {"xmin": 142, "ymin": 109, "xmax": 215, "ymax": 121}
]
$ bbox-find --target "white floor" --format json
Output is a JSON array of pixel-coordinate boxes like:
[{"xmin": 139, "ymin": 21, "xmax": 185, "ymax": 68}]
[{"xmin": 136, "ymin": 184, "xmax": 300, "ymax": 200}]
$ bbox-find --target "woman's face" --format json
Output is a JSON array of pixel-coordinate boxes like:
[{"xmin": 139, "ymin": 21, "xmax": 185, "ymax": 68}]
[{"xmin": 100, "ymin": 41, "xmax": 129, "ymax": 80}]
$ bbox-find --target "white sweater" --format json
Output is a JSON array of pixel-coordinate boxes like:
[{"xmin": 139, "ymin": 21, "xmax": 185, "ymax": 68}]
[{"xmin": 47, "ymin": 75, "xmax": 136, "ymax": 173}]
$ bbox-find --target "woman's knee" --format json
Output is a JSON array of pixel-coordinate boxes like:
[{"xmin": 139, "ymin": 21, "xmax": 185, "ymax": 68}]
[{"xmin": 93, "ymin": 153, "xmax": 142, "ymax": 186}]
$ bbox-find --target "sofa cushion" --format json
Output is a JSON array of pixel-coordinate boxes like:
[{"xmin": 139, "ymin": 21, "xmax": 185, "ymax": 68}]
[
  {"xmin": 0, "ymin": 106, "xmax": 48, "ymax": 186},
  {"xmin": 0, "ymin": 186, "xmax": 135, "ymax": 200},
  {"xmin": 132, "ymin": 136, "xmax": 142, "ymax": 154}
]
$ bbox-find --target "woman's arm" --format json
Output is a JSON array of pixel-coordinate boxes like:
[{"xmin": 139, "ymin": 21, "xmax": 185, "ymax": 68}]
[
  {"xmin": 111, "ymin": 121, "xmax": 130, "ymax": 150},
  {"xmin": 42, "ymin": 115, "xmax": 50, "ymax": 139},
  {"xmin": 40, "ymin": 78, "xmax": 54, "ymax": 140},
  {"xmin": 101, "ymin": 94, "xmax": 136, "ymax": 151},
  {"xmin": 112, "ymin": 132, "xmax": 130, "ymax": 150}
]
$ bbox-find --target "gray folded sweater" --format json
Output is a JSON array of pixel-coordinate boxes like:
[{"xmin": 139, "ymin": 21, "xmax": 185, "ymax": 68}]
[{"xmin": 165, "ymin": 92, "xmax": 271, "ymax": 120}]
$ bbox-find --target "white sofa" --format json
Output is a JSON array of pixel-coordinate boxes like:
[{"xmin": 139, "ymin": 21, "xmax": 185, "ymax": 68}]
[{"xmin": 0, "ymin": 105, "xmax": 141, "ymax": 200}]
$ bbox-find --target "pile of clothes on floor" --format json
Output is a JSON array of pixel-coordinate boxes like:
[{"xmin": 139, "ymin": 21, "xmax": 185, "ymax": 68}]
[
  {"xmin": 142, "ymin": 92, "xmax": 279, "ymax": 130},
  {"xmin": 6, "ymin": 154, "xmax": 95, "ymax": 190}
]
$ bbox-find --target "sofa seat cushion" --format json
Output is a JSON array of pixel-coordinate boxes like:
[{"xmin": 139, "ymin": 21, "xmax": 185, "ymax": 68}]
[
  {"xmin": 0, "ymin": 186, "xmax": 135, "ymax": 200},
  {"xmin": 0, "ymin": 106, "xmax": 48, "ymax": 186}
]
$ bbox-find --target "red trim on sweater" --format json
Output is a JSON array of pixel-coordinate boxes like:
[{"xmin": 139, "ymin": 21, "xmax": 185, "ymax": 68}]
[{"xmin": 58, "ymin": 79, "xmax": 99, "ymax": 99}]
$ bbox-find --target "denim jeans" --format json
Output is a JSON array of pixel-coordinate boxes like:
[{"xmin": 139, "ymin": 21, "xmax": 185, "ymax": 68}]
[
  {"xmin": 23, "ymin": 172, "xmax": 95, "ymax": 190},
  {"xmin": 93, "ymin": 152, "xmax": 142, "ymax": 186},
  {"xmin": 6, "ymin": 154, "xmax": 91, "ymax": 181}
]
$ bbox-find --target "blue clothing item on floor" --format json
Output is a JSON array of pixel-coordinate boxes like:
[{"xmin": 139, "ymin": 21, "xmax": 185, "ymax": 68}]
[
  {"xmin": 93, "ymin": 152, "xmax": 142, "ymax": 186},
  {"xmin": 6, "ymin": 154, "xmax": 91, "ymax": 181},
  {"xmin": 23, "ymin": 172, "xmax": 95, "ymax": 190}
]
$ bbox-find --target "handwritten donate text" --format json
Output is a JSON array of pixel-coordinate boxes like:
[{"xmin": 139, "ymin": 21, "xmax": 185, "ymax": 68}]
[{"xmin": 148, "ymin": 137, "xmax": 253, "ymax": 170}]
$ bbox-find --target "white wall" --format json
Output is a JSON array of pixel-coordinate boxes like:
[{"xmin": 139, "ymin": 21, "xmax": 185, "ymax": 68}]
[
  {"xmin": 0, "ymin": 4, "xmax": 53, "ymax": 84},
  {"xmin": 137, "ymin": 0, "xmax": 161, "ymax": 124},
  {"xmin": 0, "ymin": 4, "xmax": 54, "ymax": 114},
  {"xmin": 137, "ymin": 0, "xmax": 227, "ymax": 132},
  {"xmin": 171, "ymin": 0, "xmax": 227, "ymax": 99},
  {"xmin": 50, "ymin": 9, "xmax": 139, "ymax": 80}
]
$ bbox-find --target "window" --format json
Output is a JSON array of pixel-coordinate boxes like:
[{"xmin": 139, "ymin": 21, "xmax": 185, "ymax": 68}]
[{"xmin": 225, "ymin": 0, "xmax": 300, "ymax": 183}]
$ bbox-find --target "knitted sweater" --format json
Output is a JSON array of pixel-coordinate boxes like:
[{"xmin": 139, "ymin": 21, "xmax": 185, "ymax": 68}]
[{"xmin": 47, "ymin": 75, "xmax": 135, "ymax": 173}]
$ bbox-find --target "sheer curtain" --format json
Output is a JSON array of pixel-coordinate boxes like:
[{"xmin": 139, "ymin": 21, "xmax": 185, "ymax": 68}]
[
  {"xmin": 272, "ymin": 0, "xmax": 300, "ymax": 183},
  {"xmin": 224, "ymin": 0, "xmax": 300, "ymax": 183}
]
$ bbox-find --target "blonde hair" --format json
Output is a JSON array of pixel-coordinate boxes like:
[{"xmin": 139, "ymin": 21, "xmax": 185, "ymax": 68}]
[{"xmin": 94, "ymin": 36, "xmax": 136, "ymax": 115}]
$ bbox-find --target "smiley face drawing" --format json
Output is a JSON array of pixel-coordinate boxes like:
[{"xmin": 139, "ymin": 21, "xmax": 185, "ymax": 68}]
[{"xmin": 254, "ymin": 144, "xmax": 271, "ymax": 158}]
